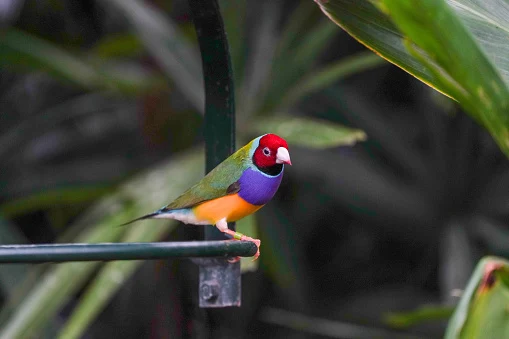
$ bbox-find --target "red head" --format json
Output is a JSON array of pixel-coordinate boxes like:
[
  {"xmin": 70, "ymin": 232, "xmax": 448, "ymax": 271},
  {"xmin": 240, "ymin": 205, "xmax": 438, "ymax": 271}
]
[{"xmin": 252, "ymin": 134, "xmax": 292, "ymax": 169}]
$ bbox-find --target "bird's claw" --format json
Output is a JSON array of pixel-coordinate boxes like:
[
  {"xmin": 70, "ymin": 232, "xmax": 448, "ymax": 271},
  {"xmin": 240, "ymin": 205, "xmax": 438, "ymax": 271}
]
[
  {"xmin": 222, "ymin": 229, "xmax": 261, "ymax": 262},
  {"xmin": 241, "ymin": 236, "xmax": 260, "ymax": 261},
  {"xmin": 252, "ymin": 249, "xmax": 260, "ymax": 261},
  {"xmin": 251, "ymin": 240, "xmax": 260, "ymax": 261},
  {"xmin": 227, "ymin": 237, "xmax": 261, "ymax": 262}
]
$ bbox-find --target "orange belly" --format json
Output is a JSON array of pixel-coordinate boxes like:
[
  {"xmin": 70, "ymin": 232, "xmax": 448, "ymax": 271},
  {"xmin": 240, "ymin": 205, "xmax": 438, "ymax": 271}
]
[{"xmin": 193, "ymin": 194, "xmax": 263, "ymax": 224}]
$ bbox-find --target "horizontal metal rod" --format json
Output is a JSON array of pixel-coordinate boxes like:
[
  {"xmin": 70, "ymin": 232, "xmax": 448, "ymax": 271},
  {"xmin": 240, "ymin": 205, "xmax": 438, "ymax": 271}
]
[{"xmin": 0, "ymin": 241, "xmax": 258, "ymax": 264}]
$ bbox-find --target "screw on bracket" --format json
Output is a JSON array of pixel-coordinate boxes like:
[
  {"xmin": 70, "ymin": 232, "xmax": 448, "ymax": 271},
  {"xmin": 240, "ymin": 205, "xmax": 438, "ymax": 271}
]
[
  {"xmin": 193, "ymin": 258, "xmax": 240, "ymax": 307},
  {"xmin": 201, "ymin": 282, "xmax": 219, "ymax": 301}
]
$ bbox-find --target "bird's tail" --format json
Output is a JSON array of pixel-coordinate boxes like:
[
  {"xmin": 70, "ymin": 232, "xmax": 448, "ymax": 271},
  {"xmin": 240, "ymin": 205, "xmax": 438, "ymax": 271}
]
[{"xmin": 119, "ymin": 209, "xmax": 169, "ymax": 226}]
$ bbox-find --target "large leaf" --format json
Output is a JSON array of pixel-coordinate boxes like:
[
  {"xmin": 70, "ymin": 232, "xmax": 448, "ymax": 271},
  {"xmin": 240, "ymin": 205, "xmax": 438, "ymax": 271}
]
[
  {"xmin": 315, "ymin": 0, "xmax": 452, "ymax": 97},
  {"xmin": 446, "ymin": 0, "xmax": 509, "ymax": 85},
  {"xmin": 316, "ymin": 0, "xmax": 509, "ymax": 157},
  {"xmin": 445, "ymin": 256, "xmax": 509, "ymax": 338}
]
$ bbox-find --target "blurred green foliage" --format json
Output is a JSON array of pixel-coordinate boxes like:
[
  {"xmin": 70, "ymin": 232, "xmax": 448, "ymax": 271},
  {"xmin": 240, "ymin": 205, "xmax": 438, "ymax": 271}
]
[
  {"xmin": 0, "ymin": 0, "xmax": 372, "ymax": 337},
  {"xmin": 1, "ymin": 0, "xmax": 509, "ymax": 338}
]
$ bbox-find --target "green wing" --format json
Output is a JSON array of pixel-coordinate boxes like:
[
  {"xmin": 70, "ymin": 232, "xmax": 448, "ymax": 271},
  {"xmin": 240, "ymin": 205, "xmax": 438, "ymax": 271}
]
[{"xmin": 164, "ymin": 142, "xmax": 252, "ymax": 210}]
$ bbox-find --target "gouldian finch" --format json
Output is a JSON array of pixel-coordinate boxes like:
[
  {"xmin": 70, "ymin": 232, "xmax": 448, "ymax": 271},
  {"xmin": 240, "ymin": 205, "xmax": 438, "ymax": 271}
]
[{"xmin": 122, "ymin": 134, "xmax": 291, "ymax": 260}]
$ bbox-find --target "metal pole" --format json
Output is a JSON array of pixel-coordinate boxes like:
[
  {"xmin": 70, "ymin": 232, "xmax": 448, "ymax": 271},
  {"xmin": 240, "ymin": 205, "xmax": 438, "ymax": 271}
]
[
  {"xmin": 188, "ymin": 0, "xmax": 240, "ymax": 307},
  {"xmin": 0, "ymin": 241, "xmax": 257, "ymax": 263}
]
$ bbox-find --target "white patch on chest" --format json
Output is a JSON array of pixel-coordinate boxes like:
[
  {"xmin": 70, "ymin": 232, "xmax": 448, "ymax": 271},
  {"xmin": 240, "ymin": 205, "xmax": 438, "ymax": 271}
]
[{"xmin": 152, "ymin": 209, "xmax": 211, "ymax": 225}]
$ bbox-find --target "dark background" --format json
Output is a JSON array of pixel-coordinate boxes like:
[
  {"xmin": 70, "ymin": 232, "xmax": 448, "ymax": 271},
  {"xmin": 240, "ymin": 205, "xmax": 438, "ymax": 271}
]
[{"xmin": 1, "ymin": 0, "xmax": 509, "ymax": 338}]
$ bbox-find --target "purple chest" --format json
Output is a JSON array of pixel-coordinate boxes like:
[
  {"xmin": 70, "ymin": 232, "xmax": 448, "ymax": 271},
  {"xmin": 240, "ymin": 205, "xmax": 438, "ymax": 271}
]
[{"xmin": 237, "ymin": 167, "xmax": 283, "ymax": 206}]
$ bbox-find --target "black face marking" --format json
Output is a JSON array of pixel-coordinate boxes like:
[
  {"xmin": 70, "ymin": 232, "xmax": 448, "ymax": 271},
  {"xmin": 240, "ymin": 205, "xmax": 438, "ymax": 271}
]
[
  {"xmin": 226, "ymin": 181, "xmax": 241, "ymax": 194},
  {"xmin": 255, "ymin": 162, "xmax": 283, "ymax": 176}
]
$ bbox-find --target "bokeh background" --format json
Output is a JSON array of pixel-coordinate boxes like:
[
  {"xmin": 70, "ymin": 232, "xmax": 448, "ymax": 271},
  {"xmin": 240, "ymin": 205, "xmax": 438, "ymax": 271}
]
[{"xmin": 1, "ymin": 0, "xmax": 508, "ymax": 338}]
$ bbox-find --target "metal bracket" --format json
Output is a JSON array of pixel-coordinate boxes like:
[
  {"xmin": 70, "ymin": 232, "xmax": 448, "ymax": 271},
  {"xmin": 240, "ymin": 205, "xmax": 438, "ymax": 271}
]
[{"xmin": 192, "ymin": 258, "xmax": 241, "ymax": 307}]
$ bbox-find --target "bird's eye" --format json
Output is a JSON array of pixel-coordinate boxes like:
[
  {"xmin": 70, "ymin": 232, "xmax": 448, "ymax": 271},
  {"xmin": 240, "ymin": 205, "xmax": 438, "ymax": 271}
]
[{"xmin": 263, "ymin": 147, "xmax": 271, "ymax": 156}]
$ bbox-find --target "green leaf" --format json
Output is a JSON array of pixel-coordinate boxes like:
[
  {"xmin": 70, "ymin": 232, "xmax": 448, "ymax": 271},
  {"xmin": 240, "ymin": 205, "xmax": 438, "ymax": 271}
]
[
  {"xmin": 316, "ymin": 0, "xmax": 509, "ymax": 157},
  {"xmin": 445, "ymin": 257, "xmax": 509, "ymax": 338},
  {"xmin": 0, "ymin": 29, "xmax": 99, "ymax": 88},
  {"xmin": 0, "ymin": 150, "xmax": 203, "ymax": 338},
  {"xmin": 100, "ymin": 0, "xmax": 204, "ymax": 111},
  {"xmin": 279, "ymin": 51, "xmax": 386, "ymax": 109},
  {"xmin": 0, "ymin": 29, "xmax": 159, "ymax": 94},
  {"xmin": 238, "ymin": 2, "xmax": 281, "ymax": 118},
  {"xmin": 260, "ymin": 307, "xmax": 425, "ymax": 339},
  {"xmin": 0, "ymin": 214, "xmax": 129, "ymax": 339},
  {"xmin": 0, "ymin": 186, "xmax": 113, "ymax": 217},
  {"xmin": 315, "ymin": 0, "xmax": 451, "ymax": 97},
  {"xmin": 383, "ymin": 0, "xmax": 509, "ymax": 154},
  {"xmin": 263, "ymin": 13, "xmax": 339, "ymax": 112},
  {"xmin": 57, "ymin": 221, "xmax": 177, "ymax": 339},
  {"xmin": 384, "ymin": 305, "xmax": 453, "ymax": 329},
  {"xmin": 273, "ymin": 1, "xmax": 318, "ymax": 61},
  {"xmin": 445, "ymin": 0, "xmax": 509, "ymax": 87},
  {"xmin": 91, "ymin": 34, "xmax": 143, "ymax": 59},
  {"xmin": 252, "ymin": 116, "xmax": 367, "ymax": 149}
]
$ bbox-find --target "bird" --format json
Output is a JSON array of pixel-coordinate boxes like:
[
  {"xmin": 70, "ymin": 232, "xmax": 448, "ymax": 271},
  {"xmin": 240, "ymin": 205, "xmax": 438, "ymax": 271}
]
[{"xmin": 121, "ymin": 134, "xmax": 291, "ymax": 260}]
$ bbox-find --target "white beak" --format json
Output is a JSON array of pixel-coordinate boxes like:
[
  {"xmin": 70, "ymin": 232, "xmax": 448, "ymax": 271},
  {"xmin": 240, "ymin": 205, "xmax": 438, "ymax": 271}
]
[{"xmin": 276, "ymin": 147, "xmax": 292, "ymax": 165}]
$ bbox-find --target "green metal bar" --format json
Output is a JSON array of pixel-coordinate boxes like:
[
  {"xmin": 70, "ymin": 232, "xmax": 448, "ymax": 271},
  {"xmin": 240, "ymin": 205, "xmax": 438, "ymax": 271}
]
[
  {"xmin": 189, "ymin": 0, "xmax": 241, "ymax": 308},
  {"xmin": 0, "ymin": 241, "xmax": 257, "ymax": 264},
  {"xmin": 189, "ymin": 0, "xmax": 236, "ymax": 241}
]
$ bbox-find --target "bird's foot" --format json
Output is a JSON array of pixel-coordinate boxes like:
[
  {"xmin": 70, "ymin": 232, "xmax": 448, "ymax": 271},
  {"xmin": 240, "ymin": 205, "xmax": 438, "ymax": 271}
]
[
  {"xmin": 226, "ymin": 237, "xmax": 260, "ymax": 262},
  {"xmin": 226, "ymin": 236, "xmax": 260, "ymax": 262},
  {"xmin": 239, "ymin": 235, "xmax": 260, "ymax": 261},
  {"xmin": 218, "ymin": 223, "xmax": 261, "ymax": 261}
]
